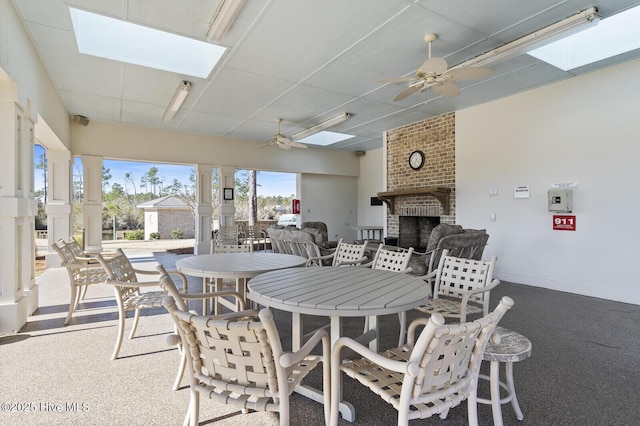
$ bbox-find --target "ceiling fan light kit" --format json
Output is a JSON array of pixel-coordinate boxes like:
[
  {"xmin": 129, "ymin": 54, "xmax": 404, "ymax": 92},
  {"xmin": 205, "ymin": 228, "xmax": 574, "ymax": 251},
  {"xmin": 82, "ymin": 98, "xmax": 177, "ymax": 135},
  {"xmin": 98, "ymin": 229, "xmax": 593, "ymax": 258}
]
[
  {"xmin": 292, "ymin": 112, "xmax": 351, "ymax": 141},
  {"xmin": 260, "ymin": 118, "xmax": 308, "ymax": 150},
  {"xmin": 381, "ymin": 33, "xmax": 493, "ymax": 101}
]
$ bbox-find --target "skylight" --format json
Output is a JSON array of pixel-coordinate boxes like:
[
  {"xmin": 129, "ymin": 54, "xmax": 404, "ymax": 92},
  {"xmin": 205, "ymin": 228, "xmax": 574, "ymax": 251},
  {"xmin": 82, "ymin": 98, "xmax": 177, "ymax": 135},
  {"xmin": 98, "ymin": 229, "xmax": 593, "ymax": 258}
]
[
  {"xmin": 297, "ymin": 131, "xmax": 355, "ymax": 147},
  {"xmin": 528, "ymin": 5, "xmax": 640, "ymax": 71},
  {"xmin": 69, "ymin": 8, "xmax": 225, "ymax": 78}
]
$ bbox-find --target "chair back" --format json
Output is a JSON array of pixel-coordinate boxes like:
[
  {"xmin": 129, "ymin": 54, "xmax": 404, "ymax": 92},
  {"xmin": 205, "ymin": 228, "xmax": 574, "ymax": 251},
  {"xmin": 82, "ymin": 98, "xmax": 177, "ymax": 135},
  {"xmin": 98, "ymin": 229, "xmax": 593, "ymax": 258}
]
[
  {"xmin": 52, "ymin": 240, "xmax": 76, "ymax": 265},
  {"xmin": 288, "ymin": 240, "xmax": 321, "ymax": 258},
  {"xmin": 332, "ymin": 239, "xmax": 369, "ymax": 266},
  {"xmin": 65, "ymin": 237, "xmax": 86, "ymax": 258},
  {"xmin": 434, "ymin": 250, "xmax": 497, "ymax": 313},
  {"xmin": 405, "ymin": 297, "xmax": 513, "ymax": 412},
  {"xmin": 97, "ymin": 249, "xmax": 138, "ymax": 283},
  {"xmin": 427, "ymin": 230, "xmax": 489, "ymax": 275},
  {"xmin": 163, "ymin": 298, "xmax": 290, "ymax": 412},
  {"xmin": 216, "ymin": 226, "xmax": 239, "ymax": 245},
  {"xmin": 213, "ymin": 243, "xmax": 253, "ymax": 253},
  {"xmin": 370, "ymin": 245, "xmax": 413, "ymax": 272}
]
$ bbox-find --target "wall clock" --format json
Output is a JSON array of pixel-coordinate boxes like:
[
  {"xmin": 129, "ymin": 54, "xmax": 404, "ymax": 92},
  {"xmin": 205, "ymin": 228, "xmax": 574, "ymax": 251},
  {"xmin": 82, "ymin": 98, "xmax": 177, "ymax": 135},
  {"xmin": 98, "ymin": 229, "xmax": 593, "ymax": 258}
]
[{"xmin": 409, "ymin": 150, "xmax": 425, "ymax": 170}]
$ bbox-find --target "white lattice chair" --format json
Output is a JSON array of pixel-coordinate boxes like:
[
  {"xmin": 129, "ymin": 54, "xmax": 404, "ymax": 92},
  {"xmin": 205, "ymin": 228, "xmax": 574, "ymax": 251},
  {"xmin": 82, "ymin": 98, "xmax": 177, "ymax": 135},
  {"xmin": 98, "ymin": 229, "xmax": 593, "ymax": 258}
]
[
  {"xmin": 415, "ymin": 250, "xmax": 500, "ymax": 322},
  {"xmin": 163, "ymin": 297, "xmax": 331, "ymax": 426},
  {"xmin": 306, "ymin": 238, "xmax": 369, "ymax": 267},
  {"xmin": 95, "ymin": 249, "xmax": 187, "ymax": 360},
  {"xmin": 157, "ymin": 268, "xmax": 247, "ymax": 391},
  {"xmin": 361, "ymin": 244, "xmax": 415, "ymax": 345},
  {"xmin": 51, "ymin": 240, "xmax": 109, "ymax": 325},
  {"xmin": 330, "ymin": 296, "xmax": 514, "ymax": 426}
]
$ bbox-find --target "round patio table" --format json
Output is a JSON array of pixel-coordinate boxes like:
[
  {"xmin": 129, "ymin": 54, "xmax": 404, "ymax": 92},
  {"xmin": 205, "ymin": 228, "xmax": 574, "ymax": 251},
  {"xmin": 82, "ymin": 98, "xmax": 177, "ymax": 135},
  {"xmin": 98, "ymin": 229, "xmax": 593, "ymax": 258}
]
[{"xmin": 176, "ymin": 252, "xmax": 307, "ymax": 314}]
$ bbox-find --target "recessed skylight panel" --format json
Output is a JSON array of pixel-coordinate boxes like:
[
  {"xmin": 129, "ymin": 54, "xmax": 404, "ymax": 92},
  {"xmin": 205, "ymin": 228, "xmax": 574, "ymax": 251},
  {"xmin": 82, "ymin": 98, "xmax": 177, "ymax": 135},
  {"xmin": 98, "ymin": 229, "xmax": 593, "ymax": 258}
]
[
  {"xmin": 69, "ymin": 8, "xmax": 225, "ymax": 78},
  {"xmin": 298, "ymin": 131, "xmax": 355, "ymax": 146},
  {"xmin": 528, "ymin": 5, "xmax": 640, "ymax": 71}
]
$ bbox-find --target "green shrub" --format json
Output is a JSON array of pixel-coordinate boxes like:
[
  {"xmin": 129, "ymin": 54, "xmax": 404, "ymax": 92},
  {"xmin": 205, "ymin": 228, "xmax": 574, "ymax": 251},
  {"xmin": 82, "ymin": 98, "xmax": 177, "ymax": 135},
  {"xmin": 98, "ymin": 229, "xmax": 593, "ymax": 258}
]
[
  {"xmin": 149, "ymin": 232, "xmax": 160, "ymax": 240},
  {"xmin": 125, "ymin": 230, "xmax": 144, "ymax": 240},
  {"xmin": 171, "ymin": 229, "xmax": 184, "ymax": 239}
]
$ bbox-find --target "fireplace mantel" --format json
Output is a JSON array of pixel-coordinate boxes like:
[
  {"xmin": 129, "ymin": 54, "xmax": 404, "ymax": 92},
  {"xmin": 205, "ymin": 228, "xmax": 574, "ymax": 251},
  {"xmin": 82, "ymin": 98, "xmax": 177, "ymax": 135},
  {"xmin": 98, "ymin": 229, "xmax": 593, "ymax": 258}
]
[{"xmin": 377, "ymin": 187, "xmax": 451, "ymax": 215}]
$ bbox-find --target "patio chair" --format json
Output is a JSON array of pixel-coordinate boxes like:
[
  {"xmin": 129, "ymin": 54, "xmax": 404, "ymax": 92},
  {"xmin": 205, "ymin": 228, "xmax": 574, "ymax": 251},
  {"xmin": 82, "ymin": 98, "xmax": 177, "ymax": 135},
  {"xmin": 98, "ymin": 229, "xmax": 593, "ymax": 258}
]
[
  {"xmin": 306, "ymin": 238, "xmax": 369, "ymax": 267},
  {"xmin": 64, "ymin": 236, "xmax": 117, "ymax": 263},
  {"xmin": 414, "ymin": 250, "xmax": 501, "ymax": 323},
  {"xmin": 95, "ymin": 249, "xmax": 187, "ymax": 360},
  {"xmin": 157, "ymin": 267, "xmax": 247, "ymax": 391},
  {"xmin": 239, "ymin": 225, "xmax": 268, "ymax": 251},
  {"xmin": 330, "ymin": 296, "xmax": 514, "ymax": 426},
  {"xmin": 51, "ymin": 240, "xmax": 109, "ymax": 326},
  {"xmin": 360, "ymin": 244, "xmax": 414, "ymax": 345},
  {"xmin": 163, "ymin": 298, "xmax": 331, "ymax": 426}
]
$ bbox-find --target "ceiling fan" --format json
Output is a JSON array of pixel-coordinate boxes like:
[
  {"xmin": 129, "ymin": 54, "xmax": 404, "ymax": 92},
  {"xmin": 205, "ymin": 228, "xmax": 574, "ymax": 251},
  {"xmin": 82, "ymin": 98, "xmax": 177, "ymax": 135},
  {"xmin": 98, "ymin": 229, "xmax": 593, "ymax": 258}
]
[
  {"xmin": 259, "ymin": 118, "xmax": 308, "ymax": 150},
  {"xmin": 379, "ymin": 33, "xmax": 493, "ymax": 101}
]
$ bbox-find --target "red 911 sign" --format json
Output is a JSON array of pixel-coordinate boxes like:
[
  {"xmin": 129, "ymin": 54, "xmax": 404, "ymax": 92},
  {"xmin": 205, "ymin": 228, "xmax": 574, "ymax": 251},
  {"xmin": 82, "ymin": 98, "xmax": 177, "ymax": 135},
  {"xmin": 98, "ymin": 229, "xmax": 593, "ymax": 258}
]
[{"xmin": 553, "ymin": 215, "xmax": 576, "ymax": 231}]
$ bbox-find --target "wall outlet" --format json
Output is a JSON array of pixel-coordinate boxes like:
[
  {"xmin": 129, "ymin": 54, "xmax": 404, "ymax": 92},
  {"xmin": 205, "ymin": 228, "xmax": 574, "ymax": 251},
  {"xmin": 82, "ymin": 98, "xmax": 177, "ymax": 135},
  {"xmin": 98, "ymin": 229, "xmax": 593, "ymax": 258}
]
[{"xmin": 489, "ymin": 187, "xmax": 498, "ymax": 196}]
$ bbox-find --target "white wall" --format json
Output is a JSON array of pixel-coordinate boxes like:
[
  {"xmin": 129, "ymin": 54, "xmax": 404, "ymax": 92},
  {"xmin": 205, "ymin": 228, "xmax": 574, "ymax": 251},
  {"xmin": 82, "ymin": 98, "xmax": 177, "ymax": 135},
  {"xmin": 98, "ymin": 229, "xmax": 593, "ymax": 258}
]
[
  {"xmin": 456, "ymin": 57, "xmax": 640, "ymax": 305},
  {"xmin": 300, "ymin": 173, "xmax": 358, "ymax": 242},
  {"xmin": 0, "ymin": 0, "xmax": 70, "ymax": 148},
  {"xmin": 356, "ymin": 148, "xmax": 386, "ymax": 230}
]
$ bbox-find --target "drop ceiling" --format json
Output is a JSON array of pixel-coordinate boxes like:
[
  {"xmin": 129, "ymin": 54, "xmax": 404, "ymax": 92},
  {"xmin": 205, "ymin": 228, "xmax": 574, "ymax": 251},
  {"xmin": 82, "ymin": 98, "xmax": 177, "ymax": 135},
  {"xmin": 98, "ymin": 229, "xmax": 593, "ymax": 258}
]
[{"xmin": 11, "ymin": 0, "xmax": 640, "ymax": 151}]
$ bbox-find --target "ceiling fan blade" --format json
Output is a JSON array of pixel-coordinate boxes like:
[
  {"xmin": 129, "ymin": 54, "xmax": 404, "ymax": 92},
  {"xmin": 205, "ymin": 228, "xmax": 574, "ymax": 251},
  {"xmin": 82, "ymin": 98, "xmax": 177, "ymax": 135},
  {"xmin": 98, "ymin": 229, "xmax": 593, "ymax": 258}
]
[
  {"xmin": 258, "ymin": 142, "xmax": 272, "ymax": 149},
  {"xmin": 277, "ymin": 142, "xmax": 292, "ymax": 150},
  {"xmin": 432, "ymin": 81, "xmax": 460, "ymax": 97},
  {"xmin": 421, "ymin": 57, "xmax": 448, "ymax": 75},
  {"xmin": 445, "ymin": 66, "xmax": 493, "ymax": 82},
  {"xmin": 378, "ymin": 76, "xmax": 420, "ymax": 83},
  {"xmin": 394, "ymin": 84, "xmax": 423, "ymax": 101},
  {"xmin": 288, "ymin": 140, "xmax": 308, "ymax": 149}
]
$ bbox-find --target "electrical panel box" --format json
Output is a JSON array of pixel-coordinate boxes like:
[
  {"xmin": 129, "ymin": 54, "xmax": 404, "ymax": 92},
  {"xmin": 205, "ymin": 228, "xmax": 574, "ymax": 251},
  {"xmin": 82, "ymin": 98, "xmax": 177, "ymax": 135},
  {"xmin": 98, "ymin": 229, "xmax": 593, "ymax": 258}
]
[{"xmin": 548, "ymin": 189, "xmax": 572, "ymax": 212}]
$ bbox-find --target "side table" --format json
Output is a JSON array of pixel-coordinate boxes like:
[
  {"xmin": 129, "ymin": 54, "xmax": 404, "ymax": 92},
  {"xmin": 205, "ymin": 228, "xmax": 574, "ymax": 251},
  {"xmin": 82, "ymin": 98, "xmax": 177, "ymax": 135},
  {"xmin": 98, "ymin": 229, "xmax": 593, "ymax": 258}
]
[{"xmin": 477, "ymin": 326, "xmax": 532, "ymax": 426}]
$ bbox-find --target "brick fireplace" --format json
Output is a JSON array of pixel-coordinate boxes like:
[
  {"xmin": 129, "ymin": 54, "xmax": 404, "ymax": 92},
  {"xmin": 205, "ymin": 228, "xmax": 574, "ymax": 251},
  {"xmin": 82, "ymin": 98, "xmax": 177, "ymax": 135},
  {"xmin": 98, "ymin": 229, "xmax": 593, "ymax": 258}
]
[{"xmin": 383, "ymin": 112, "xmax": 456, "ymax": 247}]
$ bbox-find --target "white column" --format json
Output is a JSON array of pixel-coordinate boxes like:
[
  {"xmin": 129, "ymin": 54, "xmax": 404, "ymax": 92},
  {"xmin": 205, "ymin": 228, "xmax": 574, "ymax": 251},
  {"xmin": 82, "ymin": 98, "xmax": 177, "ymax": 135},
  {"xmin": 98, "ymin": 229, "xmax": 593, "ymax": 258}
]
[
  {"xmin": 194, "ymin": 164, "xmax": 213, "ymax": 255},
  {"xmin": 81, "ymin": 155, "xmax": 104, "ymax": 253},
  {"xmin": 45, "ymin": 149, "xmax": 73, "ymax": 267},
  {"xmin": 0, "ymin": 80, "xmax": 37, "ymax": 333},
  {"xmin": 218, "ymin": 166, "xmax": 236, "ymax": 227}
]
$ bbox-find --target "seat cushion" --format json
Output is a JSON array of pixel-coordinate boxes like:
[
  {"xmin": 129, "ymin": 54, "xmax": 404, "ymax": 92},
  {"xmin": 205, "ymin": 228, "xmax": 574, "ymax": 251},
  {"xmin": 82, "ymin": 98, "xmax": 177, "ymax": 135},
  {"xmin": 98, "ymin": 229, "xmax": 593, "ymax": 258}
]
[{"xmin": 426, "ymin": 224, "xmax": 463, "ymax": 252}]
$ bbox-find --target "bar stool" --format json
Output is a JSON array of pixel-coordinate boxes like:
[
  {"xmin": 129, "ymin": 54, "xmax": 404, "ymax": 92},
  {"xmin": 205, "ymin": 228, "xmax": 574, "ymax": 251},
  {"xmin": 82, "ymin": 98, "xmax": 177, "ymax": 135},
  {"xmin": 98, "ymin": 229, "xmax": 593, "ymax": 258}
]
[{"xmin": 478, "ymin": 326, "xmax": 532, "ymax": 426}]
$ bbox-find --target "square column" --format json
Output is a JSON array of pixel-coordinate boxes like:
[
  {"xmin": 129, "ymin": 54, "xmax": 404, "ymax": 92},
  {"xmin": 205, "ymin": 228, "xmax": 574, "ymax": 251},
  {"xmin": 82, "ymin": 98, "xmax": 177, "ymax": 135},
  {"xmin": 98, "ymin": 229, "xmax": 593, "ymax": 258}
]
[
  {"xmin": 218, "ymin": 166, "xmax": 236, "ymax": 228},
  {"xmin": 0, "ymin": 80, "xmax": 37, "ymax": 333},
  {"xmin": 45, "ymin": 149, "xmax": 73, "ymax": 267},
  {"xmin": 81, "ymin": 155, "xmax": 104, "ymax": 253},
  {"xmin": 194, "ymin": 164, "xmax": 213, "ymax": 255}
]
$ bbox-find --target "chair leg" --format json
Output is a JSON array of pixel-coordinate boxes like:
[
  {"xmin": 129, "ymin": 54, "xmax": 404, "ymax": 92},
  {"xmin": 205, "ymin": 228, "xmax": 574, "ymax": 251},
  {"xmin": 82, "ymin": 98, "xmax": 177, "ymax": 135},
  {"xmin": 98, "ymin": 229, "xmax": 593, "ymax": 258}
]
[
  {"xmin": 111, "ymin": 306, "xmax": 126, "ymax": 360},
  {"xmin": 64, "ymin": 285, "xmax": 79, "ymax": 326},
  {"xmin": 467, "ymin": 389, "xmax": 479, "ymax": 426},
  {"xmin": 398, "ymin": 311, "xmax": 407, "ymax": 346},
  {"xmin": 128, "ymin": 308, "xmax": 141, "ymax": 339},
  {"xmin": 79, "ymin": 284, "xmax": 88, "ymax": 300},
  {"xmin": 173, "ymin": 346, "xmax": 187, "ymax": 391}
]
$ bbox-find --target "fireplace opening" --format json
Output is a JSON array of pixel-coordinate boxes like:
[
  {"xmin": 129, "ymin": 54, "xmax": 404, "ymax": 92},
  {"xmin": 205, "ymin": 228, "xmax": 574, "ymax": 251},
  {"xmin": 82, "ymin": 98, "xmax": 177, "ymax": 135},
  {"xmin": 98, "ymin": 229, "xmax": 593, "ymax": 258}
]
[{"xmin": 398, "ymin": 216, "xmax": 440, "ymax": 250}]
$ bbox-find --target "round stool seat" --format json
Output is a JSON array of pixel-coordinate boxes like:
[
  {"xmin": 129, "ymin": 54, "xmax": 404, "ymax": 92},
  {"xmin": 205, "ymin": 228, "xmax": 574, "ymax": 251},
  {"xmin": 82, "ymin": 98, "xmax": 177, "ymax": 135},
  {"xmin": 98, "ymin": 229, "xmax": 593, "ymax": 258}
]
[
  {"xmin": 484, "ymin": 326, "xmax": 532, "ymax": 362},
  {"xmin": 478, "ymin": 326, "xmax": 532, "ymax": 426}
]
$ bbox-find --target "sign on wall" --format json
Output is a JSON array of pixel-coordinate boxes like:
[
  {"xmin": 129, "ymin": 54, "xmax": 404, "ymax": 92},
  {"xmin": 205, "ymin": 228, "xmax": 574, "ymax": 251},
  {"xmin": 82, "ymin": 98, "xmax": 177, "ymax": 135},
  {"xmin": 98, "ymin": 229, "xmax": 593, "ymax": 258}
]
[{"xmin": 553, "ymin": 215, "xmax": 576, "ymax": 231}]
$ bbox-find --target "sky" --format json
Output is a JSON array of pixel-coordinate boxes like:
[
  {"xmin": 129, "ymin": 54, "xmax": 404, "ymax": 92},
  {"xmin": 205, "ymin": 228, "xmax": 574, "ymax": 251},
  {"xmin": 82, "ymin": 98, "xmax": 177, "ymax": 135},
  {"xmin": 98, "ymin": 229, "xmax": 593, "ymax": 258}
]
[{"xmin": 34, "ymin": 145, "xmax": 296, "ymax": 197}]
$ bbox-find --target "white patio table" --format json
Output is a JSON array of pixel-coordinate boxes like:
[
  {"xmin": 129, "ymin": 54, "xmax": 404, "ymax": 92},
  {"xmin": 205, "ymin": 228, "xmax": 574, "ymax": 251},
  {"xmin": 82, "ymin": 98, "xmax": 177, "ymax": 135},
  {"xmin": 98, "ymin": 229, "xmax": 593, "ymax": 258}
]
[
  {"xmin": 175, "ymin": 252, "xmax": 307, "ymax": 314},
  {"xmin": 247, "ymin": 266, "xmax": 431, "ymax": 422}
]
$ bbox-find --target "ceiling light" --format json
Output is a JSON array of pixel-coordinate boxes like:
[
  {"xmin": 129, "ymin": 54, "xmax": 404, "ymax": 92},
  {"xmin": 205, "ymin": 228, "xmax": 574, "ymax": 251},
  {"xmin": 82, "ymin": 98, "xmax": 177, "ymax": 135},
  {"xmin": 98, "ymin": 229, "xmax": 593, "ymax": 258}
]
[
  {"xmin": 456, "ymin": 7, "xmax": 600, "ymax": 69},
  {"xmin": 292, "ymin": 113, "xmax": 351, "ymax": 141},
  {"xmin": 206, "ymin": 0, "xmax": 246, "ymax": 42},
  {"xmin": 163, "ymin": 81, "xmax": 191, "ymax": 123}
]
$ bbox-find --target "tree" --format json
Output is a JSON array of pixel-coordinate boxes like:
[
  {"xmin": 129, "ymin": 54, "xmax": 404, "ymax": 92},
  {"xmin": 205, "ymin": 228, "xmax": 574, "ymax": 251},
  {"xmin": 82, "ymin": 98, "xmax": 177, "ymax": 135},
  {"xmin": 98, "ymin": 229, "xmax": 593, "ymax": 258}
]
[
  {"xmin": 34, "ymin": 149, "xmax": 47, "ymax": 203},
  {"xmin": 249, "ymin": 170, "xmax": 258, "ymax": 226},
  {"xmin": 124, "ymin": 172, "xmax": 137, "ymax": 205}
]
